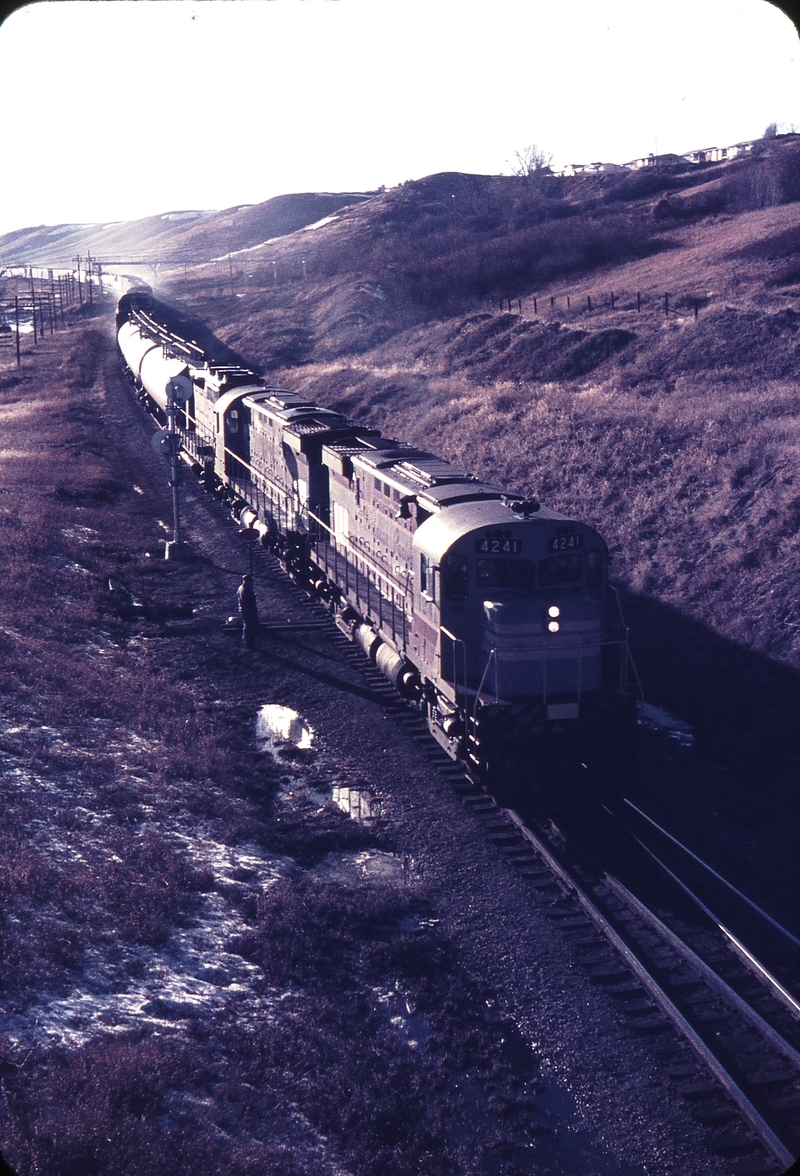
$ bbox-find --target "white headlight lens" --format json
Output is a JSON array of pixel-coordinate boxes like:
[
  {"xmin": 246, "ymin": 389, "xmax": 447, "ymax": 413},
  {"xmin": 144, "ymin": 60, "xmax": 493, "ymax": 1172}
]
[
  {"xmin": 548, "ymin": 606, "xmax": 560, "ymax": 618},
  {"xmin": 547, "ymin": 620, "xmax": 560, "ymax": 633}
]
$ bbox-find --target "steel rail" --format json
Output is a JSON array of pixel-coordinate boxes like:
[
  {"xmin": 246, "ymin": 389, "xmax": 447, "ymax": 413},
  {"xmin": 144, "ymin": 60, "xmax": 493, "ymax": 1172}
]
[
  {"xmin": 602, "ymin": 873, "xmax": 800, "ymax": 1069},
  {"xmin": 605, "ymin": 806, "xmax": 800, "ymax": 1021},
  {"xmin": 503, "ymin": 808, "xmax": 796, "ymax": 1170},
  {"xmin": 623, "ymin": 798, "xmax": 800, "ymax": 953}
]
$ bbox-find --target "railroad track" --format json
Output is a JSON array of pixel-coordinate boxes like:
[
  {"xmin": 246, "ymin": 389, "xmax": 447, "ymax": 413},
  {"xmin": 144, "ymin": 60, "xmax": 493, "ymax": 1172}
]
[
  {"xmin": 460, "ymin": 788, "xmax": 800, "ymax": 1176},
  {"xmin": 208, "ymin": 479, "xmax": 800, "ymax": 1174}
]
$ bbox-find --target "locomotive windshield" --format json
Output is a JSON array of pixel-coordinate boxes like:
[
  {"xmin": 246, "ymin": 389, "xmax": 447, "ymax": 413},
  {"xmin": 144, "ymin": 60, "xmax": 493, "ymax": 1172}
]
[
  {"xmin": 476, "ymin": 559, "xmax": 537, "ymax": 589},
  {"xmin": 538, "ymin": 553, "xmax": 583, "ymax": 586}
]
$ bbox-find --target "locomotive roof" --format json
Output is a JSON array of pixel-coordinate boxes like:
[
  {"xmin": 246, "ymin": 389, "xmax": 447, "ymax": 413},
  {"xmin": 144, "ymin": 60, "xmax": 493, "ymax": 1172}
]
[
  {"xmin": 246, "ymin": 392, "xmax": 348, "ymax": 427},
  {"xmin": 353, "ymin": 448, "xmax": 426, "ymax": 471},
  {"xmin": 413, "ymin": 499, "xmax": 588, "ymax": 561},
  {"xmin": 416, "ymin": 483, "xmax": 506, "ymax": 510}
]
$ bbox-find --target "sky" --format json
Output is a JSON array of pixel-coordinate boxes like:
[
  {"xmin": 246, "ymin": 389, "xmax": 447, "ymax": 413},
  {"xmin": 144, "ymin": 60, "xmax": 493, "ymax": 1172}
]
[{"xmin": 0, "ymin": 0, "xmax": 798, "ymax": 236}]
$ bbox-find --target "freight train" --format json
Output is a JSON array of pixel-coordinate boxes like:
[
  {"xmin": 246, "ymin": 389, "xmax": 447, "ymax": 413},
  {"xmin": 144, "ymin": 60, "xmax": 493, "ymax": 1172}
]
[{"xmin": 116, "ymin": 288, "xmax": 636, "ymax": 795}]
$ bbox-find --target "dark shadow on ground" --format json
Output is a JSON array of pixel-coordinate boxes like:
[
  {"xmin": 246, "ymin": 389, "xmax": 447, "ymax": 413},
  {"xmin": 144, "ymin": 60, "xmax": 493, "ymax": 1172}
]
[{"xmin": 622, "ymin": 587, "xmax": 800, "ymax": 773}]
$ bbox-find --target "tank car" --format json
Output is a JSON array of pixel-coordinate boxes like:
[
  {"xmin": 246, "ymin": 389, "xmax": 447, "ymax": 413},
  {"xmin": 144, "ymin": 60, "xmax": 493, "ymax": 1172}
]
[{"xmin": 117, "ymin": 296, "xmax": 636, "ymax": 795}]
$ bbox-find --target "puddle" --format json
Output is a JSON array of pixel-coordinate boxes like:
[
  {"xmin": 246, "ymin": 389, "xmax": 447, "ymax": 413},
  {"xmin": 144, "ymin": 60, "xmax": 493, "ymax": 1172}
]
[
  {"xmin": 332, "ymin": 785, "xmax": 382, "ymax": 823},
  {"xmin": 637, "ymin": 701, "xmax": 694, "ymax": 747},
  {"xmin": 256, "ymin": 705, "xmax": 315, "ymax": 754},
  {"xmin": 313, "ymin": 850, "xmax": 410, "ymax": 886}
]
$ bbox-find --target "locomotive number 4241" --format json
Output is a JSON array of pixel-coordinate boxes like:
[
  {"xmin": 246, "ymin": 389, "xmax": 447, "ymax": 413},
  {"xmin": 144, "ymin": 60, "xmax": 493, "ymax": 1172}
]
[
  {"xmin": 548, "ymin": 534, "xmax": 584, "ymax": 551},
  {"xmin": 475, "ymin": 537, "xmax": 523, "ymax": 554}
]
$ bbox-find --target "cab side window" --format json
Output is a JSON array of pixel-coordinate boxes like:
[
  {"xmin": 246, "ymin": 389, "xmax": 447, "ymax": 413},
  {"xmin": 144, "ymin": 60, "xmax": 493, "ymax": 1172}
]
[
  {"xmin": 420, "ymin": 554, "xmax": 439, "ymax": 602},
  {"xmin": 442, "ymin": 553, "xmax": 468, "ymax": 600}
]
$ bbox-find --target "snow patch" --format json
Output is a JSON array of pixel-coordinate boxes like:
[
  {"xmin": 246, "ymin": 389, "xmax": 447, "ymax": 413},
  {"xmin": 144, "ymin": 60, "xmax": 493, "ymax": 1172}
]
[
  {"xmin": 1, "ymin": 821, "xmax": 294, "ymax": 1049},
  {"xmin": 302, "ymin": 215, "xmax": 339, "ymax": 232}
]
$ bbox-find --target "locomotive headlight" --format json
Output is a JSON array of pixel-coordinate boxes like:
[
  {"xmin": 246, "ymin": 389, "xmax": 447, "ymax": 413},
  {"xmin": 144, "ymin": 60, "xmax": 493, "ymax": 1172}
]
[
  {"xmin": 547, "ymin": 619, "xmax": 560, "ymax": 633},
  {"xmin": 548, "ymin": 606, "xmax": 560, "ymax": 618}
]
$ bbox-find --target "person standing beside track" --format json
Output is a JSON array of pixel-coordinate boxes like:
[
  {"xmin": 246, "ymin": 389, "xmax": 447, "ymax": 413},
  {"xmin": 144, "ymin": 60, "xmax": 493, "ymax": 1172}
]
[{"xmin": 237, "ymin": 574, "xmax": 259, "ymax": 651}]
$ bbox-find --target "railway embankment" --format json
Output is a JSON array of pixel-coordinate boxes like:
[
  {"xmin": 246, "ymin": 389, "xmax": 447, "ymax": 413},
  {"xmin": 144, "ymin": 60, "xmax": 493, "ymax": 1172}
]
[{"xmin": 0, "ymin": 311, "xmax": 744, "ymax": 1175}]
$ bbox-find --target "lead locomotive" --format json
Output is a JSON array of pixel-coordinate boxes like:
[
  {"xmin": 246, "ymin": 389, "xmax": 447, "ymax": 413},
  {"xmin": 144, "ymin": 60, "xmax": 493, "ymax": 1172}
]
[{"xmin": 117, "ymin": 289, "xmax": 635, "ymax": 796}]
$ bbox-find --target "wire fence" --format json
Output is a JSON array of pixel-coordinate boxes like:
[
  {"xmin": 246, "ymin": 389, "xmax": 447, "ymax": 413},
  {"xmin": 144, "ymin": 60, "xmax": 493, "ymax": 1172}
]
[
  {"xmin": 0, "ymin": 265, "xmax": 101, "ymax": 365},
  {"xmin": 493, "ymin": 289, "xmax": 708, "ymax": 321}
]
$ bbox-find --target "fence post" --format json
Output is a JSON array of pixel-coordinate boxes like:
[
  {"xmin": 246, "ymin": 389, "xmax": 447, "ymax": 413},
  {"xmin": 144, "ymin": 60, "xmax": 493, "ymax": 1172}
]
[
  {"xmin": 664, "ymin": 292, "xmax": 669, "ymax": 316},
  {"xmin": 30, "ymin": 271, "xmax": 37, "ymax": 344},
  {"xmin": 587, "ymin": 294, "xmax": 592, "ymax": 311},
  {"xmin": 637, "ymin": 291, "xmax": 641, "ymax": 312},
  {"xmin": 567, "ymin": 295, "xmax": 571, "ymax": 309},
  {"xmin": 14, "ymin": 296, "xmax": 20, "ymax": 366},
  {"xmin": 533, "ymin": 296, "xmax": 537, "ymax": 314},
  {"xmin": 610, "ymin": 291, "xmax": 615, "ymax": 309},
  {"xmin": 694, "ymin": 299, "xmax": 699, "ymax": 319},
  {"xmin": 550, "ymin": 295, "xmax": 555, "ymax": 308}
]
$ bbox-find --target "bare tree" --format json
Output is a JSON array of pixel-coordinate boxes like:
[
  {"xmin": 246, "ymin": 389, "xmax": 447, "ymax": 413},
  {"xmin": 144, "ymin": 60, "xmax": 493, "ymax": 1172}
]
[
  {"xmin": 507, "ymin": 143, "xmax": 553, "ymax": 178},
  {"xmin": 762, "ymin": 121, "xmax": 778, "ymax": 140}
]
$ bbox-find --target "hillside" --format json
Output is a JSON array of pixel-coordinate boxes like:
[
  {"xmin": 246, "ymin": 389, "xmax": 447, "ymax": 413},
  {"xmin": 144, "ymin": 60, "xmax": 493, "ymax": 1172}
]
[{"xmin": 0, "ymin": 190, "xmax": 375, "ymax": 269}]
